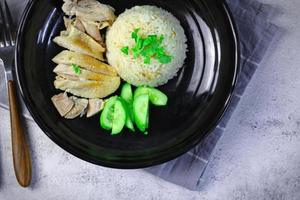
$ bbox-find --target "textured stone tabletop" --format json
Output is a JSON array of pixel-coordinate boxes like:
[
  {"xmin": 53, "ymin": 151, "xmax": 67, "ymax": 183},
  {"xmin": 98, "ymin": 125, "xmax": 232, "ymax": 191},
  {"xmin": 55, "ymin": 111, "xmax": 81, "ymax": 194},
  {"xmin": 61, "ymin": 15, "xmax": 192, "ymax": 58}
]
[{"xmin": 1, "ymin": 0, "xmax": 300, "ymax": 199}]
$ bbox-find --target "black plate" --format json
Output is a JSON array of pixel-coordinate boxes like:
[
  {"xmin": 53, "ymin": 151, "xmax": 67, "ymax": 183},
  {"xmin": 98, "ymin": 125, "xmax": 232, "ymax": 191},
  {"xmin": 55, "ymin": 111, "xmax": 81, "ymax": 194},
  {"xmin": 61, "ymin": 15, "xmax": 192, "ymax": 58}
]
[{"xmin": 15, "ymin": 0, "xmax": 239, "ymax": 168}]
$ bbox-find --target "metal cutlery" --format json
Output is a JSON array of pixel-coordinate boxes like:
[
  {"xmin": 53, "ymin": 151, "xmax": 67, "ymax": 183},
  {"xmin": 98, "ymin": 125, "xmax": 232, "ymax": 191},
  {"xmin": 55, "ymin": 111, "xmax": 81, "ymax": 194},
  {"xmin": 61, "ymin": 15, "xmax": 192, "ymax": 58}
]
[{"xmin": 0, "ymin": 0, "xmax": 31, "ymax": 187}]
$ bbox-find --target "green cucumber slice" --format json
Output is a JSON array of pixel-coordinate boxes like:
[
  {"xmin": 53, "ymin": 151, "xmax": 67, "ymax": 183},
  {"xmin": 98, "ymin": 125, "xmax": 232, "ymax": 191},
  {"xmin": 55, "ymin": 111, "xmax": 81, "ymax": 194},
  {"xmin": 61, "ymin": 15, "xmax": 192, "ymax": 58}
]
[
  {"xmin": 134, "ymin": 87, "xmax": 168, "ymax": 106},
  {"xmin": 133, "ymin": 94, "xmax": 149, "ymax": 133},
  {"xmin": 119, "ymin": 98, "xmax": 135, "ymax": 132},
  {"xmin": 134, "ymin": 87, "xmax": 148, "ymax": 99},
  {"xmin": 111, "ymin": 99, "xmax": 127, "ymax": 135},
  {"xmin": 100, "ymin": 96, "xmax": 118, "ymax": 130},
  {"xmin": 120, "ymin": 83, "xmax": 133, "ymax": 103}
]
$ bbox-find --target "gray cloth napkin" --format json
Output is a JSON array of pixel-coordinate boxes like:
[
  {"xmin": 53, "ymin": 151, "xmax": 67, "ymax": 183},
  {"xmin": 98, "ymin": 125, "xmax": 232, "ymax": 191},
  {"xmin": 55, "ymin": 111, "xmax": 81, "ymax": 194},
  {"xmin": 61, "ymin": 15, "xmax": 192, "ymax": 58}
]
[
  {"xmin": 0, "ymin": 0, "xmax": 282, "ymax": 191},
  {"xmin": 145, "ymin": 0, "xmax": 282, "ymax": 191}
]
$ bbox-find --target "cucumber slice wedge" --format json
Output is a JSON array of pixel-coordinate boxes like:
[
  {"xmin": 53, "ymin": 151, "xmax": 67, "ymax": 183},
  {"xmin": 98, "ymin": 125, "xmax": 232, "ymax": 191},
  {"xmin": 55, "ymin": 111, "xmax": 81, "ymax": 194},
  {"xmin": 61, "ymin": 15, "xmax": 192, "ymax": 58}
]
[
  {"xmin": 111, "ymin": 99, "xmax": 127, "ymax": 135},
  {"xmin": 133, "ymin": 94, "xmax": 149, "ymax": 133},
  {"xmin": 134, "ymin": 87, "xmax": 148, "ymax": 99},
  {"xmin": 100, "ymin": 96, "xmax": 118, "ymax": 130},
  {"xmin": 119, "ymin": 98, "xmax": 135, "ymax": 132},
  {"xmin": 120, "ymin": 83, "xmax": 135, "ymax": 125},
  {"xmin": 134, "ymin": 87, "xmax": 168, "ymax": 106},
  {"xmin": 120, "ymin": 83, "xmax": 133, "ymax": 103}
]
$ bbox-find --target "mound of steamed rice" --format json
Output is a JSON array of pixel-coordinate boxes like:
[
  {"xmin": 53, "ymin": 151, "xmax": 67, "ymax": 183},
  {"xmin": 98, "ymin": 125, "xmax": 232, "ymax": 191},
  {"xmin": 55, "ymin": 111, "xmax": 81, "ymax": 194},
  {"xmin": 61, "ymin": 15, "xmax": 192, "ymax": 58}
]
[{"xmin": 106, "ymin": 5, "xmax": 187, "ymax": 87}]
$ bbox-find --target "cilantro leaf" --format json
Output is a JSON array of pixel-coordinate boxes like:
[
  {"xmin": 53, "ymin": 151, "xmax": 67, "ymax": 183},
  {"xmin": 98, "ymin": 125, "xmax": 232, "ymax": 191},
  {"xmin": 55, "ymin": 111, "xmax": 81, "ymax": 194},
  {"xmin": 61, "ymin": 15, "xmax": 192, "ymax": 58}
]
[
  {"xmin": 141, "ymin": 47, "xmax": 156, "ymax": 57},
  {"xmin": 121, "ymin": 46, "xmax": 129, "ymax": 55},
  {"xmin": 131, "ymin": 28, "xmax": 140, "ymax": 42},
  {"xmin": 156, "ymin": 54, "xmax": 172, "ymax": 64},
  {"xmin": 158, "ymin": 35, "xmax": 164, "ymax": 44},
  {"xmin": 121, "ymin": 28, "xmax": 173, "ymax": 64},
  {"xmin": 136, "ymin": 37, "xmax": 144, "ymax": 50},
  {"xmin": 156, "ymin": 47, "xmax": 165, "ymax": 56},
  {"xmin": 72, "ymin": 64, "xmax": 81, "ymax": 75},
  {"xmin": 144, "ymin": 56, "xmax": 151, "ymax": 64},
  {"xmin": 143, "ymin": 35, "xmax": 156, "ymax": 47}
]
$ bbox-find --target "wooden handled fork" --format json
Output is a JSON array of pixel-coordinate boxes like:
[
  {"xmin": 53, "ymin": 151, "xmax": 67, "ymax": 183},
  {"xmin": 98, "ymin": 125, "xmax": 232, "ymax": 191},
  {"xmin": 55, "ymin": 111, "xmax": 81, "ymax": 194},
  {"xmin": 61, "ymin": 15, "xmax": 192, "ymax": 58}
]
[{"xmin": 0, "ymin": 0, "xmax": 32, "ymax": 187}]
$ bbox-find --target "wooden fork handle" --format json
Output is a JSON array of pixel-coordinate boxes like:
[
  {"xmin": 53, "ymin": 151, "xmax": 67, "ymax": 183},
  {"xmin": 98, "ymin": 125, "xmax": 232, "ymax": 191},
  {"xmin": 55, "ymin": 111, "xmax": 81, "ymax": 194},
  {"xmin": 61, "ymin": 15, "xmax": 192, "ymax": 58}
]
[{"xmin": 8, "ymin": 80, "xmax": 32, "ymax": 187}]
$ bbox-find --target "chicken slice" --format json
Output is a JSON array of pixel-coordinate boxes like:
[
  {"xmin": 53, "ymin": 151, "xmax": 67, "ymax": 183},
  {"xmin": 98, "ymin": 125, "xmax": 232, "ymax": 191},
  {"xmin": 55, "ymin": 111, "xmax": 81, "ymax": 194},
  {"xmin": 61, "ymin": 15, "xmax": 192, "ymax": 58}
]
[
  {"xmin": 53, "ymin": 25, "xmax": 105, "ymax": 61},
  {"xmin": 54, "ymin": 76, "xmax": 120, "ymax": 99},
  {"xmin": 62, "ymin": 0, "xmax": 77, "ymax": 16},
  {"xmin": 52, "ymin": 50, "xmax": 118, "ymax": 76},
  {"xmin": 64, "ymin": 17, "xmax": 86, "ymax": 33},
  {"xmin": 62, "ymin": 0, "xmax": 116, "ymax": 23},
  {"xmin": 65, "ymin": 96, "xmax": 88, "ymax": 119},
  {"xmin": 81, "ymin": 20, "xmax": 102, "ymax": 43},
  {"xmin": 53, "ymin": 64, "xmax": 117, "ymax": 81},
  {"xmin": 51, "ymin": 93, "xmax": 74, "ymax": 116},
  {"xmin": 86, "ymin": 98, "xmax": 104, "ymax": 118},
  {"xmin": 73, "ymin": 18, "xmax": 85, "ymax": 32},
  {"xmin": 98, "ymin": 21, "xmax": 110, "ymax": 30},
  {"xmin": 63, "ymin": 17, "xmax": 73, "ymax": 32}
]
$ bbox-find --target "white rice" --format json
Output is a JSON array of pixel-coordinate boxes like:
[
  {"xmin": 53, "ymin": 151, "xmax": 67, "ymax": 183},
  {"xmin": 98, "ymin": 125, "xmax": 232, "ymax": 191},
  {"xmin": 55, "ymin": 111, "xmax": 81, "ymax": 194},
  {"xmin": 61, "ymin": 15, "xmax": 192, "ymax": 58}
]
[{"xmin": 106, "ymin": 5, "xmax": 187, "ymax": 87}]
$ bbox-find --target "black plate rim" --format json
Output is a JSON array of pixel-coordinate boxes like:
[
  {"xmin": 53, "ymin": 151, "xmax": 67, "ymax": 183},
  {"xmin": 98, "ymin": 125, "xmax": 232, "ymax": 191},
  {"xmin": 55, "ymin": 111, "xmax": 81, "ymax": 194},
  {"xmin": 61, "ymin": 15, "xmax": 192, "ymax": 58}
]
[{"xmin": 14, "ymin": 0, "xmax": 240, "ymax": 169}]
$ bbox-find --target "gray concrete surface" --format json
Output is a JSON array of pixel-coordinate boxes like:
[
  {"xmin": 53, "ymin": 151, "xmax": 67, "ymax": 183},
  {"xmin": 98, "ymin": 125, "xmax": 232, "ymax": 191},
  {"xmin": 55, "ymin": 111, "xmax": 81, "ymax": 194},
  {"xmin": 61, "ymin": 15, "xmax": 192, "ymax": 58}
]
[{"xmin": 1, "ymin": 0, "xmax": 300, "ymax": 199}]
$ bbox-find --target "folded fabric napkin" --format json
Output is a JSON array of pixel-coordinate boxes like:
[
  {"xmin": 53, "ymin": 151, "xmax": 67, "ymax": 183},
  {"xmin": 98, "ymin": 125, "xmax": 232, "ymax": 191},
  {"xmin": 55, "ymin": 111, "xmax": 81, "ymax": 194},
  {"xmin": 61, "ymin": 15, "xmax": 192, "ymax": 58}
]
[
  {"xmin": 0, "ymin": 0, "xmax": 282, "ymax": 191},
  {"xmin": 145, "ymin": 0, "xmax": 282, "ymax": 190}
]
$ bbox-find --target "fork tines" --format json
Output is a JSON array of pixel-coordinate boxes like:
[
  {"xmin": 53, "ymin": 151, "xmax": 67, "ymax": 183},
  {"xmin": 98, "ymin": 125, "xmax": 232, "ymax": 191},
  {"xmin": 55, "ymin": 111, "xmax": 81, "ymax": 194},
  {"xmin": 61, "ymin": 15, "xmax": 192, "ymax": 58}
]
[{"xmin": 0, "ymin": 0, "xmax": 15, "ymax": 47}]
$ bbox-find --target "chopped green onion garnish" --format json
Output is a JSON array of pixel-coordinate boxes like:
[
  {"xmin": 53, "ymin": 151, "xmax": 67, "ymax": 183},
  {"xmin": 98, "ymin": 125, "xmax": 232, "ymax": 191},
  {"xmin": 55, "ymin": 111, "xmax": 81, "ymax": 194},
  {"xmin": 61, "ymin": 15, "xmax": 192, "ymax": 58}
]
[
  {"xmin": 72, "ymin": 64, "xmax": 81, "ymax": 75},
  {"xmin": 131, "ymin": 28, "xmax": 140, "ymax": 42},
  {"xmin": 121, "ymin": 46, "xmax": 129, "ymax": 55},
  {"xmin": 144, "ymin": 56, "xmax": 151, "ymax": 64},
  {"xmin": 121, "ymin": 28, "xmax": 172, "ymax": 64}
]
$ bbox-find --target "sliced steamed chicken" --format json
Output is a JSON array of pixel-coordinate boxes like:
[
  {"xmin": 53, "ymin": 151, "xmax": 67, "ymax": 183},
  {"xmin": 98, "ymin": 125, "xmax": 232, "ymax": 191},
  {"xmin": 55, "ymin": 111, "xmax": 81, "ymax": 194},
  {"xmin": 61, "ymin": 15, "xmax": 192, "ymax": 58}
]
[
  {"xmin": 62, "ymin": 0, "xmax": 116, "ymax": 24},
  {"xmin": 62, "ymin": 0, "xmax": 115, "ymax": 43},
  {"xmin": 54, "ymin": 76, "xmax": 120, "ymax": 99},
  {"xmin": 53, "ymin": 64, "xmax": 117, "ymax": 81},
  {"xmin": 64, "ymin": 96, "xmax": 88, "ymax": 119},
  {"xmin": 64, "ymin": 17, "xmax": 85, "ymax": 33},
  {"xmin": 52, "ymin": 51, "xmax": 120, "ymax": 101},
  {"xmin": 51, "ymin": 93, "xmax": 94, "ymax": 119},
  {"xmin": 53, "ymin": 25, "xmax": 105, "ymax": 60},
  {"xmin": 86, "ymin": 99, "xmax": 104, "ymax": 118},
  {"xmin": 63, "ymin": 17, "xmax": 103, "ymax": 44},
  {"xmin": 80, "ymin": 20, "xmax": 103, "ymax": 43},
  {"xmin": 51, "ymin": 0, "xmax": 118, "ymax": 119},
  {"xmin": 51, "ymin": 93, "xmax": 74, "ymax": 116},
  {"xmin": 52, "ymin": 50, "xmax": 117, "ymax": 76}
]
